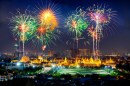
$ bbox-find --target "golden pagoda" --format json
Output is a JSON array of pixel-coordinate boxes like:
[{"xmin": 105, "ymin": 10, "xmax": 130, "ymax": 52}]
[
  {"xmin": 53, "ymin": 57, "xmax": 64, "ymax": 62},
  {"xmin": 43, "ymin": 57, "xmax": 48, "ymax": 62},
  {"xmin": 38, "ymin": 55, "xmax": 43, "ymax": 61},
  {"xmin": 59, "ymin": 57, "xmax": 70, "ymax": 66},
  {"xmin": 106, "ymin": 57, "xmax": 115, "ymax": 64},
  {"xmin": 11, "ymin": 59, "xmax": 18, "ymax": 63},
  {"xmin": 80, "ymin": 56, "xmax": 101, "ymax": 67},
  {"xmin": 74, "ymin": 58, "xmax": 80, "ymax": 67},
  {"xmin": 31, "ymin": 58, "xmax": 41, "ymax": 64},
  {"xmin": 103, "ymin": 57, "xmax": 116, "ymax": 68},
  {"xmin": 20, "ymin": 57, "xmax": 30, "ymax": 62},
  {"xmin": 43, "ymin": 62, "xmax": 52, "ymax": 66}
]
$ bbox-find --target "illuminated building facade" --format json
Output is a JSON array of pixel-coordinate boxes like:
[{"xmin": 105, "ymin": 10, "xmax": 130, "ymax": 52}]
[
  {"xmin": 112, "ymin": 50, "xmax": 118, "ymax": 56},
  {"xmin": 79, "ymin": 49, "xmax": 91, "ymax": 57},
  {"xmin": 48, "ymin": 50, "xmax": 54, "ymax": 57}
]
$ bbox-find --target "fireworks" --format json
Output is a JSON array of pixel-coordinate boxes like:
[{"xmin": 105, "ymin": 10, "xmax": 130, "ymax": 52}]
[
  {"xmin": 34, "ymin": 26, "xmax": 59, "ymax": 48},
  {"xmin": 67, "ymin": 8, "xmax": 89, "ymax": 37},
  {"xmin": 9, "ymin": 9, "xmax": 37, "ymax": 56},
  {"xmin": 42, "ymin": 45, "xmax": 46, "ymax": 50},
  {"xmin": 66, "ymin": 8, "xmax": 89, "ymax": 52},
  {"xmin": 86, "ymin": 4, "xmax": 117, "ymax": 59},
  {"xmin": 33, "ymin": 1, "xmax": 60, "ymax": 50},
  {"xmin": 8, "ymin": 2, "xmax": 118, "ymax": 58},
  {"xmin": 39, "ymin": 9, "xmax": 58, "ymax": 28}
]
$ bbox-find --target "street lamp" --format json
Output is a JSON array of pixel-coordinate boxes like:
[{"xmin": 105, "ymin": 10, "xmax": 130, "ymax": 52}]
[
  {"xmin": 33, "ymin": 65, "xmax": 35, "ymax": 68},
  {"xmin": 52, "ymin": 65, "xmax": 55, "ymax": 68},
  {"xmin": 52, "ymin": 65, "xmax": 55, "ymax": 74},
  {"xmin": 17, "ymin": 62, "xmax": 20, "ymax": 66},
  {"xmin": 77, "ymin": 65, "xmax": 80, "ymax": 68}
]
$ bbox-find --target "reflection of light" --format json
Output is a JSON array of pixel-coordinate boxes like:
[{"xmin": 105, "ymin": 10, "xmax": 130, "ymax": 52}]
[
  {"xmin": 17, "ymin": 62, "xmax": 20, "ymax": 66},
  {"xmin": 33, "ymin": 65, "xmax": 35, "ymax": 68},
  {"xmin": 52, "ymin": 65, "xmax": 55, "ymax": 67},
  {"xmin": 44, "ymin": 11, "xmax": 51, "ymax": 19},
  {"xmin": 105, "ymin": 66, "xmax": 107, "ymax": 68},
  {"xmin": 95, "ymin": 14, "xmax": 99, "ymax": 20},
  {"xmin": 77, "ymin": 65, "xmax": 79, "ymax": 68}
]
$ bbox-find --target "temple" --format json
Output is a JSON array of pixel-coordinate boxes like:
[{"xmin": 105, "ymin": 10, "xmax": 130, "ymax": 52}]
[{"xmin": 11, "ymin": 56, "xmax": 116, "ymax": 68}]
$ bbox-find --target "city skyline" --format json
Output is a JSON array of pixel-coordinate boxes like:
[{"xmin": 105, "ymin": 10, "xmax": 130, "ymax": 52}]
[{"xmin": 0, "ymin": 0, "xmax": 130, "ymax": 55}]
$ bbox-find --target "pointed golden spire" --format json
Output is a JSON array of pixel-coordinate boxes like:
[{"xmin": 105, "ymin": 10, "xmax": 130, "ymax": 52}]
[
  {"xmin": 110, "ymin": 57, "xmax": 112, "ymax": 61},
  {"xmin": 90, "ymin": 56, "xmax": 93, "ymax": 62},
  {"xmin": 98, "ymin": 57, "xmax": 101, "ymax": 61},
  {"xmin": 64, "ymin": 57, "xmax": 67, "ymax": 63},
  {"xmin": 46, "ymin": 56, "xmax": 47, "ymax": 62}
]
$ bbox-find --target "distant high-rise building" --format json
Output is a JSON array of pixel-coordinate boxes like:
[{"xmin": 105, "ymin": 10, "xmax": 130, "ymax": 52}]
[
  {"xmin": 14, "ymin": 44, "xmax": 19, "ymax": 58},
  {"xmin": 112, "ymin": 50, "xmax": 118, "ymax": 56},
  {"xmin": 26, "ymin": 52, "xmax": 32, "ymax": 57},
  {"xmin": 65, "ymin": 49, "xmax": 93, "ymax": 57},
  {"xmin": 95, "ymin": 49, "xmax": 99, "ymax": 60},
  {"xmin": 14, "ymin": 44, "xmax": 19, "ymax": 52},
  {"xmin": 48, "ymin": 50, "xmax": 54, "ymax": 57},
  {"xmin": 86, "ymin": 49, "xmax": 91, "ymax": 56},
  {"xmin": 79, "ymin": 49, "xmax": 86, "ymax": 57},
  {"xmin": 14, "ymin": 51, "xmax": 19, "ymax": 58},
  {"xmin": 79, "ymin": 49, "xmax": 91, "ymax": 57},
  {"xmin": 65, "ymin": 50, "xmax": 72, "ymax": 57}
]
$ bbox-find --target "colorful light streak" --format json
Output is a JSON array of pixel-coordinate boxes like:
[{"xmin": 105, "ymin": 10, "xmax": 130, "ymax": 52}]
[
  {"xmin": 66, "ymin": 8, "xmax": 89, "ymax": 53},
  {"xmin": 9, "ymin": 9, "xmax": 37, "ymax": 56},
  {"xmin": 33, "ymin": 1, "xmax": 60, "ymax": 51},
  {"xmin": 86, "ymin": 4, "xmax": 118, "ymax": 59}
]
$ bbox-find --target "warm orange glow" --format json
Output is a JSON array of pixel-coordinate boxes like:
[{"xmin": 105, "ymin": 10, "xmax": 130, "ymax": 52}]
[
  {"xmin": 37, "ymin": 26, "xmax": 46, "ymax": 35},
  {"xmin": 20, "ymin": 37, "xmax": 23, "ymax": 41},
  {"xmin": 94, "ymin": 33, "xmax": 98, "ymax": 39},
  {"xmin": 20, "ymin": 57, "xmax": 30, "ymax": 62},
  {"xmin": 54, "ymin": 56, "xmax": 101, "ymax": 67},
  {"xmin": 71, "ymin": 21, "xmax": 77, "ymax": 28},
  {"xmin": 19, "ymin": 24, "xmax": 30, "ymax": 32},
  {"xmin": 105, "ymin": 57, "xmax": 115, "ymax": 63},
  {"xmin": 52, "ymin": 20, "xmax": 58, "ymax": 27},
  {"xmin": 39, "ymin": 9, "xmax": 58, "ymax": 28},
  {"xmin": 37, "ymin": 36, "xmax": 40, "ymax": 39},
  {"xmin": 42, "ymin": 45, "xmax": 46, "ymax": 50},
  {"xmin": 20, "ymin": 36, "xmax": 27, "ymax": 41},
  {"xmin": 17, "ymin": 56, "xmax": 103, "ymax": 67},
  {"xmin": 31, "ymin": 58, "xmax": 41, "ymax": 64},
  {"xmin": 14, "ymin": 37, "xmax": 17, "ymax": 41},
  {"xmin": 88, "ymin": 26, "xmax": 98, "ymax": 39},
  {"xmin": 50, "ymin": 27, "xmax": 55, "ymax": 30}
]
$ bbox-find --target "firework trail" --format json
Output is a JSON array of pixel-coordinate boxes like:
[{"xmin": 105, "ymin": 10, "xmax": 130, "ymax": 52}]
[
  {"xmin": 33, "ymin": 1, "xmax": 60, "ymax": 52},
  {"xmin": 9, "ymin": 9, "xmax": 37, "ymax": 57},
  {"xmin": 66, "ymin": 8, "xmax": 89, "ymax": 56},
  {"xmin": 86, "ymin": 4, "xmax": 118, "ymax": 60}
]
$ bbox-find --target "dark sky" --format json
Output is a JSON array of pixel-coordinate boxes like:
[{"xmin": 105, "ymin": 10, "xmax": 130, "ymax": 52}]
[{"xmin": 0, "ymin": 0, "xmax": 130, "ymax": 54}]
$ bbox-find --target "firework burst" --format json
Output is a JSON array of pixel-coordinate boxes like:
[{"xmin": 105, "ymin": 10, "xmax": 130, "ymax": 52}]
[
  {"xmin": 9, "ymin": 9, "xmax": 37, "ymax": 56},
  {"xmin": 86, "ymin": 4, "xmax": 118, "ymax": 59},
  {"xmin": 66, "ymin": 8, "xmax": 89, "ymax": 54},
  {"xmin": 32, "ymin": 1, "xmax": 60, "ymax": 51}
]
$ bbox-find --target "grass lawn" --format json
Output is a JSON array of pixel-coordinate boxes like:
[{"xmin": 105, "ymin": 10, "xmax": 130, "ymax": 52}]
[{"xmin": 57, "ymin": 68, "xmax": 110, "ymax": 75}]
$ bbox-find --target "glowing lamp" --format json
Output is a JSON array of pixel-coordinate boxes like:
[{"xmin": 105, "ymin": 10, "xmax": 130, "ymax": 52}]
[
  {"xmin": 77, "ymin": 65, "xmax": 80, "ymax": 68},
  {"xmin": 52, "ymin": 65, "xmax": 55, "ymax": 67},
  {"xmin": 33, "ymin": 65, "xmax": 35, "ymax": 68},
  {"xmin": 17, "ymin": 62, "xmax": 20, "ymax": 66}
]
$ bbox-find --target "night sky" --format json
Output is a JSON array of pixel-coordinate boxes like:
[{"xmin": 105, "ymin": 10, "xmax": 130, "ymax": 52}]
[{"xmin": 0, "ymin": 0, "xmax": 130, "ymax": 55}]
